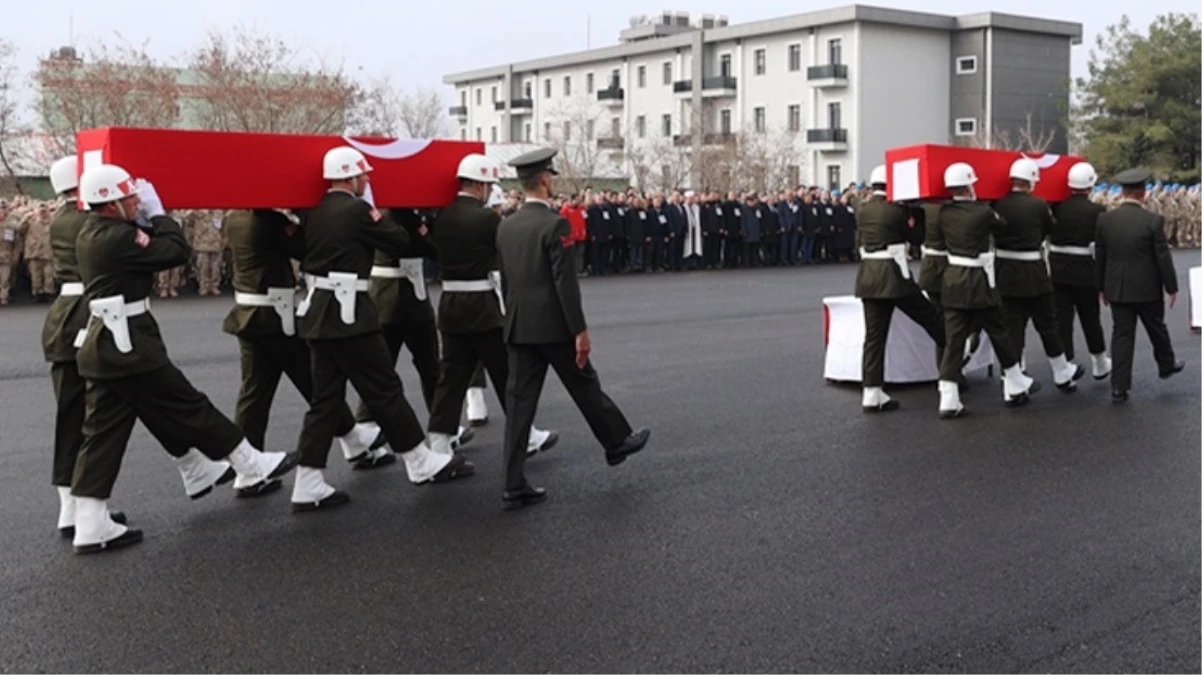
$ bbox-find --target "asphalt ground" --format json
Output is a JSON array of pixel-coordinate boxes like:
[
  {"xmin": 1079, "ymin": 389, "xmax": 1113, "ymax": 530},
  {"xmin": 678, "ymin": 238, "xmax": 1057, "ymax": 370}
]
[{"xmin": 0, "ymin": 252, "xmax": 1198, "ymax": 673}]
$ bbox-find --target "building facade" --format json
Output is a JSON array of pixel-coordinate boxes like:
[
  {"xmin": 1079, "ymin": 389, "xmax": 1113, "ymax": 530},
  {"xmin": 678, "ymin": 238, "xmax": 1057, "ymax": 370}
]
[{"xmin": 443, "ymin": 5, "xmax": 1082, "ymax": 190}]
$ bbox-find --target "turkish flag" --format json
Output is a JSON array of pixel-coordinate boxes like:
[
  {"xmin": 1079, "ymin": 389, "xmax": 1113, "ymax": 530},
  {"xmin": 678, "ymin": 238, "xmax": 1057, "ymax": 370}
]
[
  {"xmin": 885, "ymin": 144, "xmax": 1087, "ymax": 203},
  {"xmin": 74, "ymin": 128, "xmax": 485, "ymax": 210}
]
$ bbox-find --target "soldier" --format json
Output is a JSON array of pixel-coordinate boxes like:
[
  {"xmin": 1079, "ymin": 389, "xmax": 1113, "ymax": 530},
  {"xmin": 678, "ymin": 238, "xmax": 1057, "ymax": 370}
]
[
  {"xmin": 855, "ymin": 165, "xmax": 945, "ymax": 411},
  {"xmin": 1049, "ymin": 162, "xmax": 1112, "ymax": 380},
  {"xmin": 192, "ymin": 209, "xmax": 226, "ymax": 295},
  {"xmin": 496, "ymin": 148, "xmax": 650, "ymax": 510},
  {"xmin": 0, "ymin": 199, "xmax": 25, "ymax": 305},
  {"xmin": 991, "ymin": 158, "xmax": 1084, "ymax": 391},
  {"xmin": 933, "ymin": 162, "xmax": 1039, "ymax": 418},
  {"xmin": 465, "ymin": 184, "xmax": 509, "ymax": 426},
  {"xmin": 69, "ymin": 164, "xmax": 299, "ymax": 554},
  {"xmin": 424, "ymin": 153, "xmax": 558, "ymax": 459},
  {"xmin": 1095, "ymin": 167, "xmax": 1186, "ymax": 403},
  {"xmin": 290, "ymin": 147, "xmax": 473, "ymax": 511},
  {"xmin": 25, "ymin": 203, "xmax": 55, "ymax": 302},
  {"xmin": 222, "ymin": 208, "xmax": 386, "ymax": 473}
]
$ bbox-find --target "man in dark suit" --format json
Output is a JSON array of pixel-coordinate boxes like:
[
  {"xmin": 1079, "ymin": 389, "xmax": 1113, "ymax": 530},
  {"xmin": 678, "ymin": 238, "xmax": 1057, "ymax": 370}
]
[
  {"xmin": 496, "ymin": 148, "xmax": 650, "ymax": 510},
  {"xmin": 1095, "ymin": 167, "xmax": 1186, "ymax": 403},
  {"xmin": 1050, "ymin": 162, "xmax": 1111, "ymax": 379}
]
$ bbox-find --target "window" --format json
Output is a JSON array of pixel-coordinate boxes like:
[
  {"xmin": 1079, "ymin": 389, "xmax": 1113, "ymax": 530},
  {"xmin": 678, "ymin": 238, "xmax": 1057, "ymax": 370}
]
[
  {"xmin": 475, "ymin": 127, "xmax": 482, "ymax": 141},
  {"xmin": 827, "ymin": 165, "xmax": 842, "ymax": 190},
  {"xmin": 720, "ymin": 109, "xmax": 732, "ymax": 134},
  {"xmin": 663, "ymin": 61, "xmax": 673, "ymax": 85},
  {"xmin": 587, "ymin": 72, "xmax": 594, "ymax": 93},
  {"xmin": 828, "ymin": 102, "xmax": 842, "ymax": 129},
  {"xmin": 955, "ymin": 55, "xmax": 978, "ymax": 75},
  {"xmin": 475, "ymin": 88, "xmax": 482, "ymax": 105},
  {"xmin": 564, "ymin": 75, "xmax": 571, "ymax": 96},
  {"xmin": 955, "ymin": 118, "xmax": 977, "ymax": 136},
  {"xmin": 611, "ymin": 117, "xmax": 621, "ymax": 137},
  {"xmin": 586, "ymin": 119, "xmax": 595, "ymax": 140},
  {"xmin": 638, "ymin": 65, "xmax": 647, "ymax": 88},
  {"xmin": 610, "ymin": 69, "xmax": 620, "ymax": 88},
  {"xmin": 544, "ymin": 122, "xmax": 551, "ymax": 140},
  {"xmin": 788, "ymin": 44, "xmax": 801, "ymax": 72},
  {"xmin": 828, "ymin": 39, "xmax": 843, "ymax": 65},
  {"xmin": 788, "ymin": 165, "xmax": 801, "ymax": 187},
  {"xmin": 544, "ymin": 79, "xmax": 551, "ymax": 98},
  {"xmin": 524, "ymin": 123, "xmax": 532, "ymax": 142},
  {"xmin": 661, "ymin": 113, "xmax": 672, "ymax": 137},
  {"xmin": 490, "ymin": 126, "xmax": 497, "ymax": 143},
  {"xmin": 754, "ymin": 107, "xmax": 766, "ymax": 133},
  {"xmin": 661, "ymin": 165, "xmax": 671, "ymax": 186},
  {"xmin": 788, "ymin": 104, "xmax": 801, "ymax": 132},
  {"xmin": 459, "ymin": 90, "xmax": 466, "ymax": 106},
  {"xmin": 754, "ymin": 48, "xmax": 766, "ymax": 76},
  {"xmin": 719, "ymin": 54, "xmax": 732, "ymax": 77},
  {"xmin": 636, "ymin": 115, "xmax": 646, "ymax": 138},
  {"xmin": 524, "ymin": 81, "xmax": 532, "ymax": 98},
  {"xmin": 460, "ymin": 128, "xmax": 467, "ymax": 141},
  {"xmin": 491, "ymin": 86, "xmax": 497, "ymax": 103}
]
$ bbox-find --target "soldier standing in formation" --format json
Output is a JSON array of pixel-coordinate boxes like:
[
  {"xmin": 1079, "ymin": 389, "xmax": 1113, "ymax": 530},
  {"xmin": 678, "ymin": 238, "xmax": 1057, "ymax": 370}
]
[
  {"xmin": 854, "ymin": 165, "xmax": 945, "ymax": 412},
  {"xmin": 0, "ymin": 200, "xmax": 24, "ymax": 305},
  {"xmin": 1095, "ymin": 168, "xmax": 1186, "ymax": 403},
  {"xmin": 25, "ymin": 204, "xmax": 56, "ymax": 302},
  {"xmin": 1049, "ymin": 162, "xmax": 1112, "ymax": 380},
  {"xmin": 191, "ymin": 210, "xmax": 226, "ymax": 296},
  {"xmin": 496, "ymin": 148, "xmax": 650, "ymax": 510}
]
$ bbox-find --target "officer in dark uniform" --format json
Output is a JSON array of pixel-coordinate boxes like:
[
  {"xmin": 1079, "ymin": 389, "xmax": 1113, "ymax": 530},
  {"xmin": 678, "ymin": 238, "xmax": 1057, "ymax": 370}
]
[
  {"xmin": 222, "ymin": 208, "xmax": 386, "ymax": 475},
  {"xmin": 1095, "ymin": 167, "xmax": 1185, "ymax": 402},
  {"xmin": 700, "ymin": 191, "xmax": 723, "ymax": 269},
  {"xmin": 291, "ymin": 147, "xmax": 473, "ymax": 512},
  {"xmin": 723, "ymin": 191, "xmax": 743, "ymax": 268},
  {"xmin": 933, "ymin": 162, "xmax": 1039, "ymax": 418},
  {"xmin": 854, "ymin": 165, "xmax": 944, "ymax": 412},
  {"xmin": 991, "ymin": 158, "xmax": 1084, "ymax": 391},
  {"xmin": 917, "ymin": 201, "xmax": 948, "ymax": 307},
  {"xmin": 496, "ymin": 148, "xmax": 650, "ymax": 510},
  {"xmin": 1050, "ymin": 162, "xmax": 1111, "ymax": 380},
  {"xmin": 70, "ymin": 164, "xmax": 299, "ymax": 554}
]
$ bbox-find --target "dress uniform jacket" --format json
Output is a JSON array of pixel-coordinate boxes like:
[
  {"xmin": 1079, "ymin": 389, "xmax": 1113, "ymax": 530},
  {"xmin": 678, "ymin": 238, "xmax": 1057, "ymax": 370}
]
[
  {"xmin": 75, "ymin": 214, "xmax": 191, "ymax": 380},
  {"xmin": 990, "ymin": 191, "xmax": 1055, "ymax": 297},
  {"xmin": 221, "ymin": 210, "xmax": 304, "ymax": 338},
  {"xmin": 724, "ymin": 200, "xmax": 743, "ymax": 238},
  {"xmin": 41, "ymin": 202, "xmax": 91, "ymax": 363},
  {"xmin": 1096, "ymin": 202, "xmax": 1179, "ymax": 303},
  {"xmin": 854, "ymin": 197, "xmax": 914, "ymax": 299},
  {"xmin": 495, "ymin": 201, "xmax": 586, "ymax": 344},
  {"xmin": 936, "ymin": 201, "xmax": 1005, "ymax": 310},
  {"xmin": 430, "ymin": 195, "xmax": 503, "ymax": 335},
  {"xmin": 918, "ymin": 202, "xmax": 948, "ymax": 295},
  {"xmin": 368, "ymin": 208, "xmax": 436, "ymax": 326},
  {"xmin": 1049, "ymin": 194, "xmax": 1106, "ymax": 288},
  {"xmin": 701, "ymin": 201, "xmax": 722, "ymax": 235},
  {"xmin": 298, "ymin": 191, "xmax": 412, "ymax": 340},
  {"xmin": 740, "ymin": 205, "xmax": 763, "ymax": 243}
]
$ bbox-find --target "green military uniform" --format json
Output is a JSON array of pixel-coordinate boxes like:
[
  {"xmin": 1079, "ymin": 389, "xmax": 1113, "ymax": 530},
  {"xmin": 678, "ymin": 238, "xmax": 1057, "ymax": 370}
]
[
  {"xmin": 1095, "ymin": 168, "xmax": 1184, "ymax": 399},
  {"xmin": 917, "ymin": 202, "xmax": 948, "ymax": 306},
  {"xmin": 853, "ymin": 192, "xmax": 944, "ymax": 408},
  {"xmin": 1049, "ymin": 193, "xmax": 1108, "ymax": 363},
  {"xmin": 496, "ymin": 148, "xmax": 646, "ymax": 507}
]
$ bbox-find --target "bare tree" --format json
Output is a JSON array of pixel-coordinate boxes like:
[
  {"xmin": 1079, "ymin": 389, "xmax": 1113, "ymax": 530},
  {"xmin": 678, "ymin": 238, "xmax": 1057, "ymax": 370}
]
[
  {"xmin": 397, "ymin": 86, "xmax": 447, "ymax": 139},
  {"xmin": 544, "ymin": 96, "xmax": 623, "ymax": 193},
  {"xmin": 347, "ymin": 75, "xmax": 401, "ymax": 137},
  {"xmin": 0, "ymin": 39, "xmax": 29, "ymax": 193},
  {"xmin": 34, "ymin": 37, "xmax": 182, "ymax": 153},
  {"xmin": 966, "ymin": 111, "xmax": 1057, "ymax": 153}
]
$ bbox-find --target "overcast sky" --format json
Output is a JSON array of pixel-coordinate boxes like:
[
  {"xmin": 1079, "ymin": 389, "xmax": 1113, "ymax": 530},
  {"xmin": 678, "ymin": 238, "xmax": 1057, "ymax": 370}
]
[{"xmin": 6, "ymin": 0, "xmax": 1196, "ymax": 107}]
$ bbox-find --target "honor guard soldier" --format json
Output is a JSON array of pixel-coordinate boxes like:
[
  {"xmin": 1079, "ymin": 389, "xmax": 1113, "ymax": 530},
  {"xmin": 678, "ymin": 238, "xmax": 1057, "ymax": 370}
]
[
  {"xmin": 291, "ymin": 147, "xmax": 473, "ymax": 511},
  {"xmin": 933, "ymin": 162, "xmax": 1039, "ymax": 418},
  {"xmin": 424, "ymin": 154, "xmax": 558, "ymax": 459},
  {"xmin": 854, "ymin": 165, "xmax": 945, "ymax": 411},
  {"xmin": 1095, "ymin": 167, "xmax": 1186, "ymax": 403},
  {"xmin": 1049, "ymin": 162, "xmax": 1112, "ymax": 380},
  {"xmin": 464, "ymin": 185, "xmax": 508, "ymax": 426},
  {"xmin": 70, "ymin": 164, "xmax": 299, "ymax": 554},
  {"xmin": 222, "ymin": 208, "xmax": 386, "ymax": 476},
  {"xmin": 991, "ymin": 158, "xmax": 1084, "ymax": 391},
  {"xmin": 496, "ymin": 148, "xmax": 650, "ymax": 510}
]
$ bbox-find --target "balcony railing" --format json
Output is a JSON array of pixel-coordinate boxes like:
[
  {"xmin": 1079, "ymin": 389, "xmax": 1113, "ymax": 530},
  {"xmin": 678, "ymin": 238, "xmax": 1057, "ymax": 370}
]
[
  {"xmin": 494, "ymin": 101, "xmax": 506, "ymax": 111},
  {"xmin": 807, "ymin": 128, "xmax": 848, "ymax": 144},
  {"xmin": 597, "ymin": 137, "xmax": 625, "ymax": 149},
  {"xmin": 448, "ymin": 105, "xmax": 467, "ymax": 116},
  {"xmin": 704, "ymin": 132, "xmax": 737, "ymax": 145},
  {"xmin": 807, "ymin": 64, "xmax": 849, "ymax": 80},
  {"xmin": 672, "ymin": 80, "xmax": 693, "ymax": 93},
  {"xmin": 702, "ymin": 76, "xmax": 738, "ymax": 91},
  {"xmin": 510, "ymin": 98, "xmax": 533, "ymax": 110},
  {"xmin": 597, "ymin": 87, "xmax": 625, "ymax": 101}
]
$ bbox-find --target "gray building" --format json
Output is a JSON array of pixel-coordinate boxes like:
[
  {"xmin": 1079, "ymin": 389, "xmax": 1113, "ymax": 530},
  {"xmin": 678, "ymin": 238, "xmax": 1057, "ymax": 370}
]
[{"xmin": 443, "ymin": 4, "xmax": 1082, "ymax": 189}]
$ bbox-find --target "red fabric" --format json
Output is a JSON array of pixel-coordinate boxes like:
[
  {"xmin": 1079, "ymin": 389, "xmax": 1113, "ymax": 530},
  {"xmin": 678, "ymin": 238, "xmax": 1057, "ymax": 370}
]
[
  {"xmin": 560, "ymin": 204, "xmax": 587, "ymax": 241},
  {"xmin": 885, "ymin": 144, "xmax": 1086, "ymax": 203}
]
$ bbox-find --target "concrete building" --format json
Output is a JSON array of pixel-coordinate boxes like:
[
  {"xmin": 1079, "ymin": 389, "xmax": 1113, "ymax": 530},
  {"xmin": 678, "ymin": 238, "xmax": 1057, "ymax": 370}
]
[{"xmin": 442, "ymin": 4, "xmax": 1082, "ymax": 190}]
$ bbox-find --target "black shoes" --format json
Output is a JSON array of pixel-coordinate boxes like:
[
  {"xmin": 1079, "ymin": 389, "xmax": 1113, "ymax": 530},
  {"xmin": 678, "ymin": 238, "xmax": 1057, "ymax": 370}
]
[
  {"xmin": 862, "ymin": 400, "xmax": 901, "ymax": 413},
  {"xmin": 1159, "ymin": 361, "xmax": 1186, "ymax": 379},
  {"xmin": 606, "ymin": 428, "xmax": 651, "ymax": 467},
  {"xmin": 503, "ymin": 485, "xmax": 547, "ymax": 511},
  {"xmin": 1112, "ymin": 390, "xmax": 1130, "ymax": 404}
]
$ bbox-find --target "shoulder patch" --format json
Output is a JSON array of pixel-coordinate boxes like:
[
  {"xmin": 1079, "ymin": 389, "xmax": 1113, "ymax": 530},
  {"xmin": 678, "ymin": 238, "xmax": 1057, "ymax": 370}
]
[
  {"xmin": 369, "ymin": 208, "xmax": 382, "ymax": 222},
  {"xmin": 134, "ymin": 229, "xmax": 151, "ymax": 248}
]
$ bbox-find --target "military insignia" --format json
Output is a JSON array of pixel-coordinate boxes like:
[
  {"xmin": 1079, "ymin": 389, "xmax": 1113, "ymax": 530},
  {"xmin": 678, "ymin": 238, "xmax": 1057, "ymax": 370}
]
[
  {"xmin": 369, "ymin": 208, "xmax": 382, "ymax": 222},
  {"xmin": 134, "ymin": 229, "xmax": 151, "ymax": 248},
  {"xmin": 419, "ymin": 224, "xmax": 429, "ymax": 236}
]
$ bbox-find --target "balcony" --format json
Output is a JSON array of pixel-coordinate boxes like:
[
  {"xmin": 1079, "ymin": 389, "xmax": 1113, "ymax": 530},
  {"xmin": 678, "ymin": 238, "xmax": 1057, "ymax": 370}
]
[
  {"xmin": 807, "ymin": 63, "xmax": 849, "ymax": 88},
  {"xmin": 509, "ymin": 98, "xmax": 533, "ymax": 113},
  {"xmin": 597, "ymin": 86, "xmax": 625, "ymax": 107},
  {"xmin": 596, "ymin": 136, "xmax": 625, "ymax": 150},
  {"xmin": 704, "ymin": 132, "xmax": 737, "ymax": 146},
  {"xmin": 672, "ymin": 133, "xmax": 693, "ymax": 147},
  {"xmin": 807, "ymin": 128, "xmax": 848, "ymax": 152},
  {"xmin": 448, "ymin": 105, "xmax": 467, "ymax": 118},
  {"xmin": 672, "ymin": 80, "xmax": 693, "ymax": 97},
  {"xmin": 494, "ymin": 100, "xmax": 507, "ymax": 111},
  {"xmin": 701, "ymin": 76, "xmax": 737, "ymax": 98}
]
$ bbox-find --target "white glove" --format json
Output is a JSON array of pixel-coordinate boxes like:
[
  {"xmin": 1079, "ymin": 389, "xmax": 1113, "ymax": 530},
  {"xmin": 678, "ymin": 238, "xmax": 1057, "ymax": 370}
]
[
  {"xmin": 361, "ymin": 183, "xmax": 376, "ymax": 208},
  {"xmin": 135, "ymin": 179, "xmax": 166, "ymax": 220}
]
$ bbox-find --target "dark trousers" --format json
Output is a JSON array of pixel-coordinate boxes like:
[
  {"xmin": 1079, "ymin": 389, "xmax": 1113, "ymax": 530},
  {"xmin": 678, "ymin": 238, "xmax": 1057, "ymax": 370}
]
[
  {"xmin": 743, "ymin": 242, "xmax": 761, "ymax": 267},
  {"xmin": 782, "ymin": 232, "xmax": 798, "ymax": 265},
  {"xmin": 862, "ymin": 290, "xmax": 945, "ymax": 388},
  {"xmin": 469, "ymin": 361, "xmax": 487, "ymax": 388},
  {"xmin": 574, "ymin": 244, "xmax": 587, "ymax": 275},
  {"xmin": 73, "ymin": 364, "xmax": 245, "ymax": 499},
  {"xmin": 235, "ymin": 335, "xmax": 355, "ymax": 450},
  {"xmin": 354, "ymin": 320, "xmax": 440, "ymax": 421},
  {"xmin": 504, "ymin": 342, "xmax": 633, "ymax": 492},
  {"xmin": 940, "ymin": 307, "xmax": 1021, "ymax": 381},
  {"xmin": 638, "ymin": 242, "xmax": 654, "ymax": 272},
  {"xmin": 1001, "ymin": 293, "xmax": 1065, "ymax": 361},
  {"xmin": 612, "ymin": 237, "xmax": 629, "ymax": 272},
  {"xmin": 591, "ymin": 241, "xmax": 610, "ymax": 274},
  {"xmin": 428, "ymin": 329, "xmax": 510, "ymax": 436},
  {"xmin": 52, "ymin": 361, "xmax": 87, "ymax": 487},
  {"xmin": 1110, "ymin": 301, "xmax": 1177, "ymax": 392},
  {"xmin": 671, "ymin": 236, "xmax": 685, "ymax": 270},
  {"xmin": 724, "ymin": 236, "xmax": 742, "ymax": 268},
  {"xmin": 298, "ymin": 333, "xmax": 426, "ymax": 468},
  {"xmin": 801, "ymin": 235, "xmax": 816, "ymax": 263},
  {"xmin": 763, "ymin": 239, "xmax": 780, "ymax": 266},
  {"xmin": 1054, "ymin": 284, "xmax": 1107, "ymax": 360},
  {"xmin": 703, "ymin": 234, "xmax": 721, "ymax": 268}
]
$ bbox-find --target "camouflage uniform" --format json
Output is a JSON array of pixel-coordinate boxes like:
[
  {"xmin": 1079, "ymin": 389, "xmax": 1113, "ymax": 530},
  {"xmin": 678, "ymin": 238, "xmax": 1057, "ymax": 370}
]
[
  {"xmin": 24, "ymin": 206, "xmax": 55, "ymax": 299},
  {"xmin": 191, "ymin": 209, "xmax": 226, "ymax": 296},
  {"xmin": 156, "ymin": 210, "xmax": 190, "ymax": 297},
  {"xmin": 0, "ymin": 207, "xmax": 29, "ymax": 305}
]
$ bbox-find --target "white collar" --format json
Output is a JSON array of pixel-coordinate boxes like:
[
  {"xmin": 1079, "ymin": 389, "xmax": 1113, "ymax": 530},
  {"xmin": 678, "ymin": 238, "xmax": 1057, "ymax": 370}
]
[{"xmin": 525, "ymin": 198, "xmax": 552, "ymax": 207}]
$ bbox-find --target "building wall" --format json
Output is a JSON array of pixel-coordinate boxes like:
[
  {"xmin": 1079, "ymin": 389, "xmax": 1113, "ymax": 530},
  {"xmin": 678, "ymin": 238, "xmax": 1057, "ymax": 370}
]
[
  {"xmin": 989, "ymin": 29, "xmax": 1072, "ymax": 154},
  {"xmin": 948, "ymin": 29, "xmax": 988, "ymax": 145}
]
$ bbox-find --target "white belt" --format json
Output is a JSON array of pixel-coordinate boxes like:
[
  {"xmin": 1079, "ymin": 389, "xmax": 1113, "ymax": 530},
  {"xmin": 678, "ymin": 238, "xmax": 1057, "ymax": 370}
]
[
  {"xmin": 60, "ymin": 282, "xmax": 84, "ymax": 297},
  {"xmin": 947, "ymin": 251, "xmax": 997, "ymax": 289},
  {"xmin": 1048, "ymin": 243, "xmax": 1094, "ymax": 257},
  {"xmin": 996, "ymin": 245, "xmax": 1051, "ymax": 275},
  {"xmin": 443, "ymin": 271, "xmax": 505, "ymax": 314},
  {"xmin": 235, "ymin": 288, "xmax": 298, "ymax": 336},
  {"xmin": 921, "ymin": 246, "xmax": 948, "ymax": 258},
  {"xmin": 858, "ymin": 243, "xmax": 910, "ymax": 280},
  {"xmin": 80, "ymin": 295, "xmax": 150, "ymax": 353},
  {"xmin": 296, "ymin": 272, "xmax": 369, "ymax": 325},
  {"xmin": 370, "ymin": 258, "xmax": 427, "ymax": 302}
]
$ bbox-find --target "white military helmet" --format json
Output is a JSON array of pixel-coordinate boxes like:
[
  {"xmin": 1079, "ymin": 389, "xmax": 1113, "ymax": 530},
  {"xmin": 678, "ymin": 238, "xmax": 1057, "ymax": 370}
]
[
  {"xmin": 457, "ymin": 153, "xmax": 499, "ymax": 183},
  {"xmin": 1067, "ymin": 162, "xmax": 1097, "ymax": 190},
  {"xmin": 323, "ymin": 146, "xmax": 373, "ymax": 180},
  {"xmin": 486, "ymin": 183, "xmax": 505, "ymax": 207},
  {"xmin": 79, "ymin": 164, "xmax": 136, "ymax": 204},
  {"xmin": 1009, "ymin": 157, "xmax": 1040, "ymax": 184},
  {"xmin": 49, "ymin": 155, "xmax": 79, "ymax": 194},
  {"xmin": 944, "ymin": 162, "xmax": 979, "ymax": 189},
  {"xmin": 868, "ymin": 164, "xmax": 887, "ymax": 186}
]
